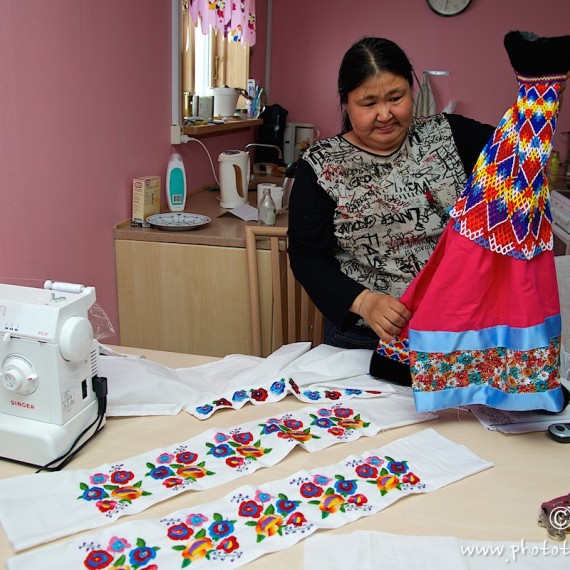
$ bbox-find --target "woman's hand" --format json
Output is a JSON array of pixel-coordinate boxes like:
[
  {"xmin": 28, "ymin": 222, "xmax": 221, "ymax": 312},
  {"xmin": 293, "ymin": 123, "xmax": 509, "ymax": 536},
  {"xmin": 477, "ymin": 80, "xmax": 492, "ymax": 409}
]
[{"xmin": 352, "ymin": 290, "xmax": 411, "ymax": 343}]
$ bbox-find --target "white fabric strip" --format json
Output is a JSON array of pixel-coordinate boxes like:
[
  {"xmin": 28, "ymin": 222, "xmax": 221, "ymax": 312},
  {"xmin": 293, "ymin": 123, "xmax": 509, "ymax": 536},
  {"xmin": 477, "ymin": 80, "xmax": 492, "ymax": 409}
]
[
  {"xmin": 7, "ymin": 429, "xmax": 492, "ymax": 569},
  {"xmin": 0, "ymin": 399, "xmax": 433, "ymax": 552},
  {"xmin": 303, "ymin": 531, "xmax": 570, "ymax": 569},
  {"xmin": 99, "ymin": 343, "xmax": 404, "ymax": 419}
]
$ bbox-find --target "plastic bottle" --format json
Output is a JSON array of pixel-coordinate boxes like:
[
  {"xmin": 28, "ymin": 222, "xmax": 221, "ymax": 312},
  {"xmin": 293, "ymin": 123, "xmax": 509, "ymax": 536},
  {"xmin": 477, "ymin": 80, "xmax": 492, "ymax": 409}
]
[
  {"xmin": 167, "ymin": 153, "xmax": 187, "ymax": 212},
  {"xmin": 258, "ymin": 188, "xmax": 276, "ymax": 226}
]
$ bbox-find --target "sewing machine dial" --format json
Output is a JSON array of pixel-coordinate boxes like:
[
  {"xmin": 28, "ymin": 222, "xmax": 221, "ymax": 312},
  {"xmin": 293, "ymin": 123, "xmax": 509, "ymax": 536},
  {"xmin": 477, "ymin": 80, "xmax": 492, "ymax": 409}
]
[{"xmin": 1, "ymin": 354, "xmax": 39, "ymax": 395}]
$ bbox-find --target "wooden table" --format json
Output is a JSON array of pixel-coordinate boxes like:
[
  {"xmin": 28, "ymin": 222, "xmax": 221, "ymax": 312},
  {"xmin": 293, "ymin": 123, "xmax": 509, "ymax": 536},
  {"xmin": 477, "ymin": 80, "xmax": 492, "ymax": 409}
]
[{"xmin": 1, "ymin": 346, "xmax": 568, "ymax": 568}]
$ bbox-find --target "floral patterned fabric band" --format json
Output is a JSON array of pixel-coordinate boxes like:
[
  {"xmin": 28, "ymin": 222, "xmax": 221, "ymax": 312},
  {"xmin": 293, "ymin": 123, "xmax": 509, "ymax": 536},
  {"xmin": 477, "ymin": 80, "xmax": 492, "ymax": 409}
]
[
  {"xmin": 0, "ymin": 398, "xmax": 433, "ymax": 552},
  {"xmin": 7, "ymin": 429, "xmax": 492, "ymax": 570}
]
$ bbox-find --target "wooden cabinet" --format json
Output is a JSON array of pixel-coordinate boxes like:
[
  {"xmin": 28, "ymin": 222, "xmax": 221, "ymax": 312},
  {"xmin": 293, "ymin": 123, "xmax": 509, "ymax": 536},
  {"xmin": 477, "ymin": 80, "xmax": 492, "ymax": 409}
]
[{"xmin": 114, "ymin": 190, "xmax": 286, "ymax": 357}]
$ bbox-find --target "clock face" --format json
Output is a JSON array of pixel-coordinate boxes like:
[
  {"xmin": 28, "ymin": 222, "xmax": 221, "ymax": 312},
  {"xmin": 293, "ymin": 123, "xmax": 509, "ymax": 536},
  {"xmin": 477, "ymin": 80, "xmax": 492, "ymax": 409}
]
[{"xmin": 427, "ymin": 0, "xmax": 472, "ymax": 16}]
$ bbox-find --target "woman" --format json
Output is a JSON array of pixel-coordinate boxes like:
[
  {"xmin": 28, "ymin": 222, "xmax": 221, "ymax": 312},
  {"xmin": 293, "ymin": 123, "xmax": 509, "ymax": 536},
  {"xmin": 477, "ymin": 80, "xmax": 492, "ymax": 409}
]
[{"xmin": 288, "ymin": 37, "xmax": 494, "ymax": 349}]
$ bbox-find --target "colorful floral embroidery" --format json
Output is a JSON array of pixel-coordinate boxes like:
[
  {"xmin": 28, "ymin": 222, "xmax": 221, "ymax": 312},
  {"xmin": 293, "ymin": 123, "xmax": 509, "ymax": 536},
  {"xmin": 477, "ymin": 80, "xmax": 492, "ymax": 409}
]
[
  {"xmin": 76, "ymin": 405, "xmax": 377, "ymax": 520},
  {"xmin": 9, "ymin": 430, "xmax": 487, "ymax": 569},
  {"xmin": 194, "ymin": 377, "xmax": 383, "ymax": 418},
  {"xmin": 161, "ymin": 449, "xmax": 424, "ymax": 566},
  {"xmin": 80, "ymin": 537, "xmax": 160, "ymax": 570},
  {"xmin": 78, "ymin": 467, "xmax": 152, "ymax": 516},
  {"xmin": 410, "ymin": 336, "xmax": 560, "ymax": 394}
]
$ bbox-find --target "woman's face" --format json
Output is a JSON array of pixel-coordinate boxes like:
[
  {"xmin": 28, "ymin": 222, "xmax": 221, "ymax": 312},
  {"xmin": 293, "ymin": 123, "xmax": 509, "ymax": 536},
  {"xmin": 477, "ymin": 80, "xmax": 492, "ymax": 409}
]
[{"xmin": 344, "ymin": 71, "xmax": 413, "ymax": 155}]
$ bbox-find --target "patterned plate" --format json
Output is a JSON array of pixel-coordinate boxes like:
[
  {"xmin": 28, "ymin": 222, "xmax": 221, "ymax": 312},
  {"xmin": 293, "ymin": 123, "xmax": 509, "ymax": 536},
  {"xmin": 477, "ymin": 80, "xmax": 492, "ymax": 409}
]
[{"xmin": 146, "ymin": 212, "xmax": 211, "ymax": 231}]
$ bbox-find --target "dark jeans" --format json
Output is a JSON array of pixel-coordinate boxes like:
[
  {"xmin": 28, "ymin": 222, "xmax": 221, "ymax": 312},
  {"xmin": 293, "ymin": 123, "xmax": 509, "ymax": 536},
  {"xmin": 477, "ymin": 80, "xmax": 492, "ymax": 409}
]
[{"xmin": 324, "ymin": 319, "xmax": 379, "ymax": 350}]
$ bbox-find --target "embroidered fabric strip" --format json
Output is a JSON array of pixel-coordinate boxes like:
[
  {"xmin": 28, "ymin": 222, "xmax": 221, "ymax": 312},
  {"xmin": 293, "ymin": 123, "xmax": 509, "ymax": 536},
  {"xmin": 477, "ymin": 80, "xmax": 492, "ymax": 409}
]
[
  {"xmin": 101, "ymin": 343, "xmax": 394, "ymax": 419},
  {"xmin": 7, "ymin": 429, "xmax": 492, "ymax": 570},
  {"xmin": 0, "ymin": 399, "xmax": 433, "ymax": 552},
  {"xmin": 303, "ymin": 531, "xmax": 570, "ymax": 569}
]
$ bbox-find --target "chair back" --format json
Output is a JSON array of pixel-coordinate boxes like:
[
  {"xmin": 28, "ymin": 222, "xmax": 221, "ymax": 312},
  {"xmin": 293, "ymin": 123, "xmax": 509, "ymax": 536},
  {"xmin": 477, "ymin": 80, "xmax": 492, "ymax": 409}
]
[{"xmin": 245, "ymin": 225, "xmax": 323, "ymax": 356}]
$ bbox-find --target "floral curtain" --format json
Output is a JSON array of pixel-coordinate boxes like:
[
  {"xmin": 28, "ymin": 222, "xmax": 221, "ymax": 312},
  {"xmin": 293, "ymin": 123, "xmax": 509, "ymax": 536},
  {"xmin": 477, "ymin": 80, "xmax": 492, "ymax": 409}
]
[{"xmin": 186, "ymin": 0, "xmax": 256, "ymax": 46}]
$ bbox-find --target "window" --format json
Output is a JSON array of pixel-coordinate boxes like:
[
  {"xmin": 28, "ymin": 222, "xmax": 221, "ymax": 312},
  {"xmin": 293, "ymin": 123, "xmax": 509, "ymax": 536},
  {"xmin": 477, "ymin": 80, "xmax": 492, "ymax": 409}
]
[{"xmin": 181, "ymin": 3, "xmax": 249, "ymax": 114}]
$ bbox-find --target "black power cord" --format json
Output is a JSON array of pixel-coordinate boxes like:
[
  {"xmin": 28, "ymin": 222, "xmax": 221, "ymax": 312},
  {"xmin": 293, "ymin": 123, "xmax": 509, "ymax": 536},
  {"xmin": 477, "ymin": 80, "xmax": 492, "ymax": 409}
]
[{"xmin": 35, "ymin": 376, "xmax": 108, "ymax": 473}]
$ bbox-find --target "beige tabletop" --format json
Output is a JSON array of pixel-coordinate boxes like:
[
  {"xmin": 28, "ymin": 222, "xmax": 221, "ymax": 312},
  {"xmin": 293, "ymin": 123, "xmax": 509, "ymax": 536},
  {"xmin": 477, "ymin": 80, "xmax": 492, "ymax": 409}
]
[{"xmin": 0, "ymin": 346, "xmax": 568, "ymax": 568}]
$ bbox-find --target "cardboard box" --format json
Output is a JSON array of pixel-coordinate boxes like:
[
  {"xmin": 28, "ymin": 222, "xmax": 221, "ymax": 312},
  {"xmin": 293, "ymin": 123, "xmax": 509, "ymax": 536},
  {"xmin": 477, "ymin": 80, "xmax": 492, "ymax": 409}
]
[{"xmin": 132, "ymin": 176, "xmax": 160, "ymax": 227}]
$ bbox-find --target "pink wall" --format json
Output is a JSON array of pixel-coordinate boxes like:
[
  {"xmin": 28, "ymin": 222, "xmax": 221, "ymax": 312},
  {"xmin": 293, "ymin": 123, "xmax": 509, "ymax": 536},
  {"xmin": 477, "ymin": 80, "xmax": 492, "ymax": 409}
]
[
  {"xmin": 0, "ymin": 1, "xmax": 266, "ymax": 344},
  {"xmin": 269, "ymin": 0, "xmax": 570, "ymax": 158},
  {"xmin": 0, "ymin": 0, "xmax": 567, "ymax": 348}
]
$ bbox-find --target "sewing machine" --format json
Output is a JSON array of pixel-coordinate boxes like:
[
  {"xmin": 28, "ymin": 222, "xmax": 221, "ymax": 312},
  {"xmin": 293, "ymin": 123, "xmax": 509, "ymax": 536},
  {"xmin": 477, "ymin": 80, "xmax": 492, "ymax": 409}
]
[{"xmin": 0, "ymin": 281, "xmax": 104, "ymax": 466}]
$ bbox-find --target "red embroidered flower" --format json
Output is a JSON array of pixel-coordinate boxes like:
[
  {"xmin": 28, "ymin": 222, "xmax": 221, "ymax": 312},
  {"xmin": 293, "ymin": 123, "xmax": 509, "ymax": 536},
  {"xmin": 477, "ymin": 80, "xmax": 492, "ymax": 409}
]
[
  {"xmin": 238, "ymin": 500, "xmax": 263, "ymax": 518},
  {"xmin": 217, "ymin": 536, "xmax": 239, "ymax": 553},
  {"xmin": 110, "ymin": 470, "xmax": 134, "ymax": 485},
  {"xmin": 286, "ymin": 512, "xmax": 307, "ymax": 526},
  {"xmin": 324, "ymin": 390, "xmax": 341, "ymax": 400},
  {"xmin": 96, "ymin": 499, "xmax": 117, "ymax": 513},
  {"xmin": 226, "ymin": 456, "xmax": 245, "ymax": 468},
  {"xmin": 251, "ymin": 388, "xmax": 268, "ymax": 401}
]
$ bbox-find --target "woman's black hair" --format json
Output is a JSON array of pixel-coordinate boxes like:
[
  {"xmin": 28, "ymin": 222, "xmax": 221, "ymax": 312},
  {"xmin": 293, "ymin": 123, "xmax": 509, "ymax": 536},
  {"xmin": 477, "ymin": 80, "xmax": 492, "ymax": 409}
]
[{"xmin": 338, "ymin": 37, "xmax": 415, "ymax": 133}]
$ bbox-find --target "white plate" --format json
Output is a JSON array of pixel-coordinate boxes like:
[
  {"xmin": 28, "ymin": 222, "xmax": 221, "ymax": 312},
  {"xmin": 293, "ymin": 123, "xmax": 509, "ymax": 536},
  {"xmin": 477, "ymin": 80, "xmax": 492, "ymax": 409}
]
[{"xmin": 146, "ymin": 213, "xmax": 211, "ymax": 231}]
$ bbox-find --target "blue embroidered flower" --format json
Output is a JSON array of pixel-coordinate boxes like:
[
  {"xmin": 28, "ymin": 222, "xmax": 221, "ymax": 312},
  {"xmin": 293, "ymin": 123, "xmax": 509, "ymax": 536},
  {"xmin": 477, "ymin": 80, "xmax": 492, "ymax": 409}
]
[
  {"xmin": 270, "ymin": 380, "xmax": 286, "ymax": 394},
  {"xmin": 345, "ymin": 389, "xmax": 362, "ymax": 395},
  {"xmin": 82, "ymin": 487, "xmax": 107, "ymax": 501},
  {"xmin": 209, "ymin": 519, "xmax": 234, "ymax": 538},
  {"xmin": 387, "ymin": 460, "xmax": 408, "ymax": 475},
  {"xmin": 304, "ymin": 390, "xmax": 321, "ymax": 400},
  {"xmin": 261, "ymin": 423, "xmax": 280, "ymax": 435},
  {"xmin": 232, "ymin": 390, "xmax": 248, "ymax": 402},
  {"xmin": 129, "ymin": 545, "xmax": 158, "ymax": 566},
  {"xmin": 196, "ymin": 404, "xmax": 213, "ymax": 415},
  {"xmin": 210, "ymin": 444, "xmax": 234, "ymax": 458},
  {"xmin": 148, "ymin": 465, "xmax": 174, "ymax": 480},
  {"xmin": 317, "ymin": 408, "xmax": 332, "ymax": 417},
  {"xmin": 313, "ymin": 417, "xmax": 334, "ymax": 429},
  {"xmin": 275, "ymin": 498, "xmax": 299, "ymax": 514},
  {"xmin": 334, "ymin": 479, "xmax": 357, "ymax": 495}
]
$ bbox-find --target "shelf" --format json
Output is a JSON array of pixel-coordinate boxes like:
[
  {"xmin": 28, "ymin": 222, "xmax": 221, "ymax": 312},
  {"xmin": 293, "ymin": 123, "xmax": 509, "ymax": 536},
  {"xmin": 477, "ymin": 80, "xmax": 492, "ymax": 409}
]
[{"xmin": 181, "ymin": 118, "xmax": 262, "ymax": 137}]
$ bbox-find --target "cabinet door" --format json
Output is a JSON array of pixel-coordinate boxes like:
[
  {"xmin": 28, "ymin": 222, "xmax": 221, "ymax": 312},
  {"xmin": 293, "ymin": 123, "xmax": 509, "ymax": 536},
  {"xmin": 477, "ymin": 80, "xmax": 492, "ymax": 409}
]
[{"xmin": 115, "ymin": 240, "xmax": 272, "ymax": 357}]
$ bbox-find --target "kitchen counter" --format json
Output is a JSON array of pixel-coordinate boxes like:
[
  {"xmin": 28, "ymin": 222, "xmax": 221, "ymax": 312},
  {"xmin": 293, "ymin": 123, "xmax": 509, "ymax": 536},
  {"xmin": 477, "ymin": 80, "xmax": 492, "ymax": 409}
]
[
  {"xmin": 115, "ymin": 180, "xmax": 287, "ymax": 248},
  {"xmin": 114, "ymin": 183, "xmax": 288, "ymax": 357}
]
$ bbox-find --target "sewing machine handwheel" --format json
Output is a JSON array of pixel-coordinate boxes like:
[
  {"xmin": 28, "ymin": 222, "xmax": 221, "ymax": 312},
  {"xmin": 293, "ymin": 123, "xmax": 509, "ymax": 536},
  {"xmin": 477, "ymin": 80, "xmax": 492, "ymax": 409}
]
[{"xmin": 59, "ymin": 316, "xmax": 93, "ymax": 362}]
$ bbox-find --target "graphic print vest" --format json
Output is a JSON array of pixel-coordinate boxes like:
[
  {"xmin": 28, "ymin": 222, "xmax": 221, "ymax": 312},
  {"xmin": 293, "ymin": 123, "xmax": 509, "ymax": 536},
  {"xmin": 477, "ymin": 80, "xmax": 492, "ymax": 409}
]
[{"xmin": 303, "ymin": 115, "xmax": 467, "ymax": 299}]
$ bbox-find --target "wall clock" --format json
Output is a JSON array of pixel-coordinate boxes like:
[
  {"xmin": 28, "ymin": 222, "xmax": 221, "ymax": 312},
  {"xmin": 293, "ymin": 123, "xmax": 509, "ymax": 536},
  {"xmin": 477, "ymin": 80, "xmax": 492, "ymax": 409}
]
[{"xmin": 427, "ymin": 0, "xmax": 472, "ymax": 17}]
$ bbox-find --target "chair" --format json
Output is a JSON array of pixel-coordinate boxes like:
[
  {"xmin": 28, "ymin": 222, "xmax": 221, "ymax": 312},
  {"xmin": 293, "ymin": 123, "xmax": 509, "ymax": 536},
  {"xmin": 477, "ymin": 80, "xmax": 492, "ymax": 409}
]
[{"xmin": 245, "ymin": 225, "xmax": 323, "ymax": 357}]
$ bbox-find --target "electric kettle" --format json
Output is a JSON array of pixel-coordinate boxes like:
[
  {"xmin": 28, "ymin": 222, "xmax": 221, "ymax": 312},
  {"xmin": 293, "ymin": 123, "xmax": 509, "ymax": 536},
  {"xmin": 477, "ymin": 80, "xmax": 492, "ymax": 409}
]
[{"xmin": 218, "ymin": 150, "xmax": 250, "ymax": 208}]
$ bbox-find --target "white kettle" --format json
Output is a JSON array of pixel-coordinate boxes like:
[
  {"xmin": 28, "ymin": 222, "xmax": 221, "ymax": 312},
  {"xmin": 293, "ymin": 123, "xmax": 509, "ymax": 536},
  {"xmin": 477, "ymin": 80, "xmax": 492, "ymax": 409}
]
[{"xmin": 218, "ymin": 150, "xmax": 250, "ymax": 208}]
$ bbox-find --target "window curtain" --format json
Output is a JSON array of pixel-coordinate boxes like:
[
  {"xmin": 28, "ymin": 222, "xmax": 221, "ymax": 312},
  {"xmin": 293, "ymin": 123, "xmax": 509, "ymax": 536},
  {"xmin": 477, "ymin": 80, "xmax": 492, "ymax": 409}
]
[{"xmin": 186, "ymin": 0, "xmax": 256, "ymax": 46}]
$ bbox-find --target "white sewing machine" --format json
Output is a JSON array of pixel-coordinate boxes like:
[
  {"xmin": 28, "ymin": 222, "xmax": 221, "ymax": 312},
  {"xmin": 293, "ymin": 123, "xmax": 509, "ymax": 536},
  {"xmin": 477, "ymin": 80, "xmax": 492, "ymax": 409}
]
[{"xmin": 0, "ymin": 281, "xmax": 103, "ymax": 466}]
